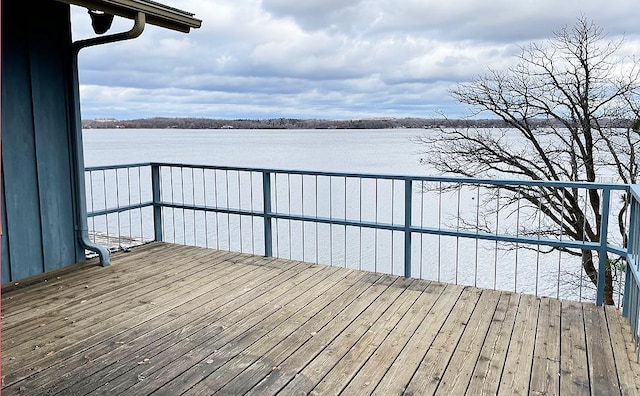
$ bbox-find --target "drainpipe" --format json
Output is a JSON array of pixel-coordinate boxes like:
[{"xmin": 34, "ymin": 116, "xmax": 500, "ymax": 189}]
[
  {"xmin": 73, "ymin": 11, "xmax": 146, "ymax": 51},
  {"xmin": 68, "ymin": 12, "xmax": 146, "ymax": 266}
]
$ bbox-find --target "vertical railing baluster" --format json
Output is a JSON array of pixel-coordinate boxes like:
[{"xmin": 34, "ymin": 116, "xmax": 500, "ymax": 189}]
[
  {"xmin": 151, "ymin": 164, "xmax": 163, "ymax": 242},
  {"xmin": 262, "ymin": 171, "xmax": 273, "ymax": 257},
  {"xmin": 404, "ymin": 179, "xmax": 412, "ymax": 278}
]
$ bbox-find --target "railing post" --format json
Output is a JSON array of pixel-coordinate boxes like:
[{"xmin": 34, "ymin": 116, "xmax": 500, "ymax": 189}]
[
  {"xmin": 623, "ymin": 196, "xmax": 636, "ymax": 316},
  {"xmin": 151, "ymin": 164, "xmax": 163, "ymax": 242},
  {"xmin": 404, "ymin": 179, "xmax": 412, "ymax": 278},
  {"xmin": 262, "ymin": 171, "xmax": 273, "ymax": 257},
  {"xmin": 596, "ymin": 188, "xmax": 611, "ymax": 306}
]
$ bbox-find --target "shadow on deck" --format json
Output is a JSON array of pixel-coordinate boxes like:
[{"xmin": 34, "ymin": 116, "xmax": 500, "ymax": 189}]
[{"xmin": 2, "ymin": 242, "xmax": 640, "ymax": 395}]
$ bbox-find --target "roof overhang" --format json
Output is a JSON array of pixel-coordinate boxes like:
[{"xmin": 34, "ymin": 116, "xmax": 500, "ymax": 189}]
[{"xmin": 56, "ymin": 0, "xmax": 201, "ymax": 33}]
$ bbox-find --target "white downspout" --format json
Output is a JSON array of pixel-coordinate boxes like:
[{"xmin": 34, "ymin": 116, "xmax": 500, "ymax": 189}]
[
  {"xmin": 69, "ymin": 12, "xmax": 145, "ymax": 266},
  {"xmin": 73, "ymin": 11, "xmax": 145, "ymax": 51}
]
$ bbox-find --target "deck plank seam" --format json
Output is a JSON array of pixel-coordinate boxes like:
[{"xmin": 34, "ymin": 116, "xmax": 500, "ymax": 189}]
[
  {"xmin": 2, "ymin": 251, "xmax": 281, "ymax": 389},
  {"xmin": 578, "ymin": 300, "xmax": 592, "ymax": 396},
  {"xmin": 603, "ymin": 305, "xmax": 626, "ymax": 396},
  {"xmin": 357, "ymin": 282, "xmax": 448, "ymax": 394},
  {"xmin": 212, "ymin": 272, "xmax": 385, "ymax": 395},
  {"xmin": 457, "ymin": 290, "xmax": 506, "ymax": 396},
  {"xmin": 525, "ymin": 296, "xmax": 543, "ymax": 396},
  {"xmin": 262, "ymin": 276, "xmax": 403, "ymax": 394},
  {"xmin": 144, "ymin": 265, "xmax": 351, "ymax": 395},
  {"xmin": 303, "ymin": 278, "xmax": 427, "ymax": 395},
  {"xmin": 382, "ymin": 284, "xmax": 468, "ymax": 395},
  {"xmin": 104, "ymin": 263, "xmax": 350, "ymax": 395},
  {"xmin": 52, "ymin": 259, "xmax": 318, "ymax": 395},
  {"xmin": 334, "ymin": 280, "xmax": 435, "ymax": 394}
]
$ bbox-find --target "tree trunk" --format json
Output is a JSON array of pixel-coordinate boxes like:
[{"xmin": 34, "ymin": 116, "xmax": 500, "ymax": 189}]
[
  {"xmin": 582, "ymin": 250, "xmax": 614, "ymax": 305},
  {"xmin": 604, "ymin": 263, "xmax": 615, "ymax": 306}
]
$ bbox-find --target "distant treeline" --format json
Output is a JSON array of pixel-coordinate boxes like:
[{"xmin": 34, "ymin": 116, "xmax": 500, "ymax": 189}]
[{"xmin": 82, "ymin": 117, "xmax": 634, "ymax": 130}]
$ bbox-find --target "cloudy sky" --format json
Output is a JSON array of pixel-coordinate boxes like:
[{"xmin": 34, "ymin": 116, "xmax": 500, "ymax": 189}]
[{"xmin": 71, "ymin": 0, "xmax": 640, "ymax": 120}]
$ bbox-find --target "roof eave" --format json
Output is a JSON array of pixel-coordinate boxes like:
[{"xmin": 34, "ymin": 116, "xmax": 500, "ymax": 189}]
[{"xmin": 56, "ymin": 0, "xmax": 201, "ymax": 33}]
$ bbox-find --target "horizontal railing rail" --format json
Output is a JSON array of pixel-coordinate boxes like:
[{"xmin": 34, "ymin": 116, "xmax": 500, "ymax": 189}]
[
  {"xmin": 85, "ymin": 163, "xmax": 155, "ymax": 250},
  {"xmin": 86, "ymin": 162, "xmax": 632, "ymax": 308}
]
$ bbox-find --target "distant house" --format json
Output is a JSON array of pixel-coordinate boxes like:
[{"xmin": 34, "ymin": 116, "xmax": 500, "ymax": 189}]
[{"xmin": 1, "ymin": 0, "xmax": 201, "ymax": 284}]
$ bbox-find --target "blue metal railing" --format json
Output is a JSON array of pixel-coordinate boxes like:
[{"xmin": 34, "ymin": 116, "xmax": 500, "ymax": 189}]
[
  {"xmin": 623, "ymin": 186, "xmax": 640, "ymax": 352},
  {"xmin": 85, "ymin": 162, "xmax": 632, "ymax": 307}
]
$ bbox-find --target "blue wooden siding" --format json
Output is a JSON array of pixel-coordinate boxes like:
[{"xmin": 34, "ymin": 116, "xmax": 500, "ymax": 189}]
[
  {"xmin": 2, "ymin": 180, "xmax": 10, "ymax": 283},
  {"xmin": 1, "ymin": 0, "xmax": 83, "ymax": 283}
]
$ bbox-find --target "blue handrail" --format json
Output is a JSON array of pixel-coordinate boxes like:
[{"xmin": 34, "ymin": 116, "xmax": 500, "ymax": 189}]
[{"xmin": 85, "ymin": 162, "xmax": 633, "ymax": 307}]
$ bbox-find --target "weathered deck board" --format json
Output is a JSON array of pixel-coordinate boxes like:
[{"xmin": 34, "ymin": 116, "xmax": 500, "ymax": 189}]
[
  {"xmin": 371, "ymin": 283, "xmax": 465, "ymax": 395},
  {"xmin": 584, "ymin": 302, "xmax": 621, "ymax": 394},
  {"xmin": 3, "ymin": 242, "xmax": 640, "ymax": 395},
  {"xmin": 3, "ymin": 249, "xmax": 259, "ymax": 386},
  {"xmin": 529, "ymin": 297, "xmax": 562, "ymax": 394},
  {"xmin": 466, "ymin": 292, "xmax": 520, "ymax": 395},
  {"xmin": 559, "ymin": 300, "xmax": 590, "ymax": 395},
  {"xmin": 341, "ymin": 282, "xmax": 446, "ymax": 395},
  {"xmin": 5, "ymin": 253, "xmax": 303, "ymax": 396},
  {"xmin": 436, "ymin": 288, "xmax": 502, "ymax": 394},
  {"xmin": 498, "ymin": 293, "xmax": 540, "ymax": 395},
  {"xmin": 606, "ymin": 305, "xmax": 640, "ymax": 395}
]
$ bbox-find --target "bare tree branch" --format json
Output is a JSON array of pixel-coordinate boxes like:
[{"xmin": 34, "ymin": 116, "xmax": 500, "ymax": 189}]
[{"xmin": 419, "ymin": 17, "xmax": 639, "ymax": 305}]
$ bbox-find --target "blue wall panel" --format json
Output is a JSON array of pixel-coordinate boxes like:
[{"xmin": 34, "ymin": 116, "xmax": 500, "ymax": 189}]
[
  {"xmin": 2, "ymin": 178, "xmax": 10, "ymax": 283},
  {"xmin": 29, "ymin": 3, "xmax": 78, "ymax": 272},
  {"xmin": 2, "ymin": 0, "xmax": 46, "ymax": 281},
  {"xmin": 1, "ymin": 0, "xmax": 81, "ymax": 283}
]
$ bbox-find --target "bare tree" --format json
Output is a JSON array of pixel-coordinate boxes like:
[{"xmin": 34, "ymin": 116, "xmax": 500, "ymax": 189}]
[{"xmin": 418, "ymin": 18, "xmax": 640, "ymax": 304}]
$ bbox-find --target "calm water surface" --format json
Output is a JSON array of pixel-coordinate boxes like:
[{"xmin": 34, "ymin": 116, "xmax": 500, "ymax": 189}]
[{"xmin": 83, "ymin": 128, "xmax": 430, "ymax": 175}]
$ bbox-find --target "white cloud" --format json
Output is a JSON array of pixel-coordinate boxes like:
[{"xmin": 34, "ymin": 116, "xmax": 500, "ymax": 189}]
[{"xmin": 72, "ymin": 0, "xmax": 640, "ymax": 120}]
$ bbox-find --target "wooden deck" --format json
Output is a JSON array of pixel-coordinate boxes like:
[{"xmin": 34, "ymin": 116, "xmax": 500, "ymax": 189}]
[{"xmin": 2, "ymin": 242, "xmax": 640, "ymax": 395}]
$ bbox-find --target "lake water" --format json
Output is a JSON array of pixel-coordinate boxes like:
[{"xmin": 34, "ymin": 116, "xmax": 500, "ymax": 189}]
[
  {"xmin": 83, "ymin": 128, "xmax": 428, "ymax": 174},
  {"xmin": 83, "ymin": 128, "xmax": 610, "ymax": 303}
]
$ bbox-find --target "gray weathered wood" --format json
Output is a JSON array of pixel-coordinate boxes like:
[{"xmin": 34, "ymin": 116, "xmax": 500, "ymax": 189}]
[
  {"xmin": 606, "ymin": 305, "xmax": 640, "ymax": 395},
  {"xmin": 559, "ymin": 300, "xmax": 590, "ymax": 395},
  {"xmin": 371, "ymin": 283, "xmax": 466, "ymax": 395},
  {"xmin": 466, "ymin": 292, "xmax": 520, "ymax": 395},
  {"xmin": 584, "ymin": 303, "xmax": 621, "ymax": 395},
  {"xmin": 436, "ymin": 289, "xmax": 502, "ymax": 394},
  {"xmin": 342, "ymin": 282, "xmax": 446, "ymax": 395},
  {"xmin": 3, "ymin": 244, "xmax": 640, "ymax": 396},
  {"xmin": 529, "ymin": 297, "xmax": 561, "ymax": 395},
  {"xmin": 498, "ymin": 293, "xmax": 540, "ymax": 395}
]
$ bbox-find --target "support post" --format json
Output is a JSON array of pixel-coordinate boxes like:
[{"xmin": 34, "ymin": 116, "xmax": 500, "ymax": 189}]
[
  {"xmin": 596, "ymin": 188, "xmax": 611, "ymax": 306},
  {"xmin": 623, "ymin": 195, "xmax": 638, "ymax": 317},
  {"xmin": 404, "ymin": 179, "xmax": 412, "ymax": 278},
  {"xmin": 151, "ymin": 164, "xmax": 163, "ymax": 242},
  {"xmin": 262, "ymin": 171, "xmax": 273, "ymax": 257}
]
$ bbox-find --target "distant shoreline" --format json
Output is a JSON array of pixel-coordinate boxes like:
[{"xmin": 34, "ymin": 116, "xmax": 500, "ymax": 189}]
[{"xmin": 82, "ymin": 116, "xmax": 632, "ymax": 130}]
